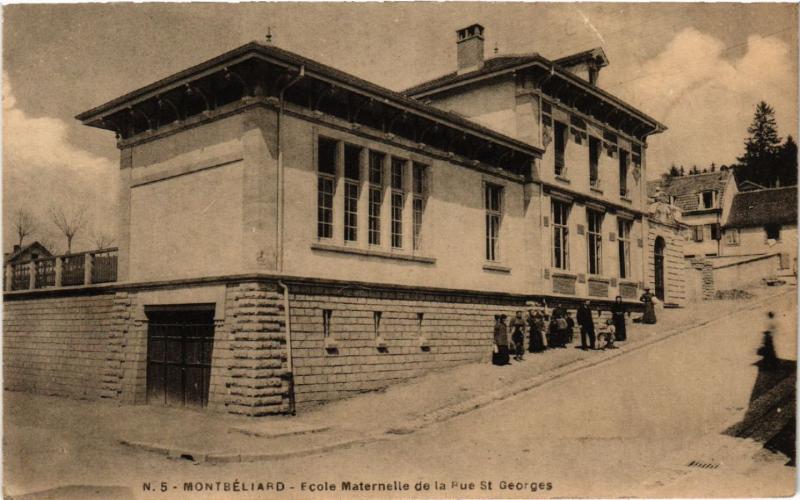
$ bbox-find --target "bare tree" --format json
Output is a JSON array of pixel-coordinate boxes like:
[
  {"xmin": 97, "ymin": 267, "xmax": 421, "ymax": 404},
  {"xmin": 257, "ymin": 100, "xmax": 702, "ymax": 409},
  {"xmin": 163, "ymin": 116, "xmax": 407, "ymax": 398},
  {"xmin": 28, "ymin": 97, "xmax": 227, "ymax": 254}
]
[
  {"xmin": 91, "ymin": 229, "xmax": 115, "ymax": 250},
  {"xmin": 13, "ymin": 209, "xmax": 36, "ymax": 248},
  {"xmin": 50, "ymin": 204, "xmax": 88, "ymax": 254}
]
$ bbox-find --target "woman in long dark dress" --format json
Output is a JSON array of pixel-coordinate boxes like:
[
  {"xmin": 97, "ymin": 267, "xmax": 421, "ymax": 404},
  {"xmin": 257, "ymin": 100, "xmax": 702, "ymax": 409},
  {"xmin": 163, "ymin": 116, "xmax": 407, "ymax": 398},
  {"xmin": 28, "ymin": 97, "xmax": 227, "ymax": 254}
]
[
  {"xmin": 611, "ymin": 296, "xmax": 627, "ymax": 341},
  {"xmin": 527, "ymin": 309, "xmax": 547, "ymax": 353},
  {"xmin": 492, "ymin": 314, "xmax": 511, "ymax": 365},
  {"xmin": 640, "ymin": 289, "xmax": 657, "ymax": 324}
]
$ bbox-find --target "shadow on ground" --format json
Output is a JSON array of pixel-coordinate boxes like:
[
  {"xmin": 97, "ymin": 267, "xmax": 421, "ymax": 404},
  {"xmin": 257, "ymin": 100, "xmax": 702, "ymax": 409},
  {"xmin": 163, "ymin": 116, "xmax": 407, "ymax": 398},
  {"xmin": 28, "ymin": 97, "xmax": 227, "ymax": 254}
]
[{"xmin": 724, "ymin": 330, "xmax": 796, "ymax": 466}]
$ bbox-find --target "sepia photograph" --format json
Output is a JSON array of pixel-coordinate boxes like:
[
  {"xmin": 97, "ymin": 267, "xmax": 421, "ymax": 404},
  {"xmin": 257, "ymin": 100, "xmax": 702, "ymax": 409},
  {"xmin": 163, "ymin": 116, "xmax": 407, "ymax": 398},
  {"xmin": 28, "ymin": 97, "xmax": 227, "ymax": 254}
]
[{"xmin": 2, "ymin": 2, "xmax": 798, "ymax": 499}]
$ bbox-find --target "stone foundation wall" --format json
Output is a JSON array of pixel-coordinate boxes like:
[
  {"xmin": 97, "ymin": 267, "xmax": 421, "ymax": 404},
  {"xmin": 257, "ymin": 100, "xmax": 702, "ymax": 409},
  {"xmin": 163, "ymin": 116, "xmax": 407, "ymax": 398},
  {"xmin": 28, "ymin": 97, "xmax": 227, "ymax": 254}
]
[
  {"xmin": 4, "ymin": 292, "xmax": 116, "ymax": 399},
  {"xmin": 289, "ymin": 283, "xmax": 543, "ymax": 407}
]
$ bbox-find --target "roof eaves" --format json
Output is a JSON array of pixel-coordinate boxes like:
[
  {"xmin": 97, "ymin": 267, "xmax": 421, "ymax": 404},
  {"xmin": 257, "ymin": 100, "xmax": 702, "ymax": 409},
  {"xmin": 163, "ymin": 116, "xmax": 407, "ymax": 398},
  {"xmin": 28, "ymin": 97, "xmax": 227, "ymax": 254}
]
[{"xmin": 76, "ymin": 42, "xmax": 543, "ymax": 156}]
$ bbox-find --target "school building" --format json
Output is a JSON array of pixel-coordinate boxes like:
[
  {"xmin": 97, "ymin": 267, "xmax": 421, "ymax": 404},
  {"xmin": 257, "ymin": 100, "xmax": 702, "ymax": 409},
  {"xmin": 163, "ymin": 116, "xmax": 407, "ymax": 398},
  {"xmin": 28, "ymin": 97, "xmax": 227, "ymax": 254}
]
[{"xmin": 4, "ymin": 25, "xmax": 669, "ymax": 415}]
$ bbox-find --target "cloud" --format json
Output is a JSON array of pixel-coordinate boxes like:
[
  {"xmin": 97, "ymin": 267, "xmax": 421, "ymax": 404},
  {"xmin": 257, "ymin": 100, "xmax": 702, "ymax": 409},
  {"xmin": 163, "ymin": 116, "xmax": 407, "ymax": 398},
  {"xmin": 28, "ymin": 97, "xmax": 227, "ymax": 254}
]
[
  {"xmin": 3, "ymin": 75, "xmax": 118, "ymax": 253},
  {"xmin": 615, "ymin": 28, "xmax": 797, "ymax": 178}
]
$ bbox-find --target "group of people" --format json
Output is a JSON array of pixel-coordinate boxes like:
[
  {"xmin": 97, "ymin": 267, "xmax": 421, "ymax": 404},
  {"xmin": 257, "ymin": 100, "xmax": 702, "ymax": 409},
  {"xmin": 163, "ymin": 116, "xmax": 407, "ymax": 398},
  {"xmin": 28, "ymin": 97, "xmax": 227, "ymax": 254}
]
[{"xmin": 492, "ymin": 296, "xmax": 639, "ymax": 366}]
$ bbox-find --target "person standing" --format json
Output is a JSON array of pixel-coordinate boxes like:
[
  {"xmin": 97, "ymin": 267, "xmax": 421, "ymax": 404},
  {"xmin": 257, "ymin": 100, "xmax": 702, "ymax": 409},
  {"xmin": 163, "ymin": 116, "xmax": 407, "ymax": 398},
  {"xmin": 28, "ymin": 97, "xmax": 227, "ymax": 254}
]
[
  {"xmin": 527, "ymin": 309, "xmax": 547, "ymax": 353},
  {"xmin": 510, "ymin": 311, "xmax": 526, "ymax": 361},
  {"xmin": 493, "ymin": 314, "xmax": 511, "ymax": 366},
  {"xmin": 577, "ymin": 300, "xmax": 596, "ymax": 350},
  {"xmin": 640, "ymin": 288, "xmax": 657, "ymax": 324},
  {"xmin": 611, "ymin": 296, "xmax": 627, "ymax": 341}
]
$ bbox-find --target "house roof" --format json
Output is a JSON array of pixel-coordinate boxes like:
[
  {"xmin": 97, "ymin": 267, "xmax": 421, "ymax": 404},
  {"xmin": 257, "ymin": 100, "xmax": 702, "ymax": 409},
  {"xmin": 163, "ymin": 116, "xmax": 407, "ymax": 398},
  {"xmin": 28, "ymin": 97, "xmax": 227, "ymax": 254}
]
[
  {"xmin": 76, "ymin": 41, "xmax": 542, "ymax": 158},
  {"xmin": 401, "ymin": 49, "xmax": 665, "ymax": 136},
  {"xmin": 738, "ymin": 180, "xmax": 767, "ymax": 192},
  {"xmin": 4, "ymin": 242, "xmax": 53, "ymax": 265},
  {"xmin": 649, "ymin": 171, "xmax": 733, "ymax": 212},
  {"xmin": 725, "ymin": 187, "xmax": 798, "ymax": 229}
]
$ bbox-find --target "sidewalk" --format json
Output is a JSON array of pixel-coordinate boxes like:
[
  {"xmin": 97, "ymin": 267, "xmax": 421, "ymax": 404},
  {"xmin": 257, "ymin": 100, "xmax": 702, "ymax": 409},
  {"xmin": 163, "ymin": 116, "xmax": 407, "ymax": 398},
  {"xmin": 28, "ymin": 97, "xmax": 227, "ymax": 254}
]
[{"xmin": 81, "ymin": 284, "xmax": 798, "ymax": 462}]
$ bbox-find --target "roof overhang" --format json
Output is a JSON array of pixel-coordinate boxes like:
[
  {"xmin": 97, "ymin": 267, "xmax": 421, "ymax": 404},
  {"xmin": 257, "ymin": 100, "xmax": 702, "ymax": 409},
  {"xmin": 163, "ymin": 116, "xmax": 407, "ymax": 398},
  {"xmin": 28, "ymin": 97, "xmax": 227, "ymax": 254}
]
[{"xmin": 76, "ymin": 42, "xmax": 542, "ymax": 169}]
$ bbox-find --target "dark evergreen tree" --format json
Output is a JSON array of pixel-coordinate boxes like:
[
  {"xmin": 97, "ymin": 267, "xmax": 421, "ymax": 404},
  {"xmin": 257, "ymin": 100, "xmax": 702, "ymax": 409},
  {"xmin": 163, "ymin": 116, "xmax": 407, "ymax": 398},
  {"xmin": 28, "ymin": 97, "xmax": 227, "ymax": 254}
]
[
  {"xmin": 777, "ymin": 135, "xmax": 798, "ymax": 186},
  {"xmin": 667, "ymin": 164, "xmax": 681, "ymax": 178},
  {"xmin": 735, "ymin": 101, "xmax": 783, "ymax": 186}
]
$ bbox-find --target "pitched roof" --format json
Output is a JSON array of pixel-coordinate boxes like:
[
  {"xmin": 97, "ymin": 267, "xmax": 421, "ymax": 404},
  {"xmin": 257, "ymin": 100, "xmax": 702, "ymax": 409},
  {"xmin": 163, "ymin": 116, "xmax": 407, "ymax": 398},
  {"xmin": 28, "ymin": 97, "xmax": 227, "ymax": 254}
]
[
  {"xmin": 725, "ymin": 187, "xmax": 798, "ymax": 228},
  {"xmin": 649, "ymin": 171, "xmax": 733, "ymax": 212},
  {"xmin": 4, "ymin": 241, "xmax": 53, "ymax": 264},
  {"xmin": 401, "ymin": 49, "xmax": 665, "ymax": 135}
]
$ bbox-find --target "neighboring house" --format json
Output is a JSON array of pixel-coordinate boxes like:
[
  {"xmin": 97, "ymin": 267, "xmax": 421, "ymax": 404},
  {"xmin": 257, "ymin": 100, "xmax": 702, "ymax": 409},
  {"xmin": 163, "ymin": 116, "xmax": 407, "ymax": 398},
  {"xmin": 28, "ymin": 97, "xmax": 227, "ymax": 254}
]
[
  {"xmin": 722, "ymin": 186, "xmax": 798, "ymax": 270},
  {"xmin": 647, "ymin": 170, "xmax": 738, "ymax": 257},
  {"xmin": 4, "ymin": 242, "xmax": 52, "ymax": 266},
  {"xmin": 738, "ymin": 180, "xmax": 767, "ymax": 192},
  {"xmin": 6, "ymin": 24, "xmax": 666, "ymax": 415}
]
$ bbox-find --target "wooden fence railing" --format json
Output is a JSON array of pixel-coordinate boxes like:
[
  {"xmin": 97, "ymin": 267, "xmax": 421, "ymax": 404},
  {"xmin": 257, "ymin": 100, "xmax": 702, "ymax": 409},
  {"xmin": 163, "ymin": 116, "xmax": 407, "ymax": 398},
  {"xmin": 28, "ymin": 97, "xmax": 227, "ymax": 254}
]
[{"xmin": 6, "ymin": 248, "xmax": 118, "ymax": 291}]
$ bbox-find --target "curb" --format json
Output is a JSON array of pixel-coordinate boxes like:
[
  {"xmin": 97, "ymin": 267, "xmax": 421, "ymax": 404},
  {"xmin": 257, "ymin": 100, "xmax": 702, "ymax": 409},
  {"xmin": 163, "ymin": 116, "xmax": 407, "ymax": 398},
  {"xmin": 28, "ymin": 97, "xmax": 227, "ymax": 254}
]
[
  {"xmin": 403, "ymin": 288, "xmax": 795, "ymax": 433},
  {"xmin": 122, "ymin": 288, "xmax": 793, "ymax": 464}
]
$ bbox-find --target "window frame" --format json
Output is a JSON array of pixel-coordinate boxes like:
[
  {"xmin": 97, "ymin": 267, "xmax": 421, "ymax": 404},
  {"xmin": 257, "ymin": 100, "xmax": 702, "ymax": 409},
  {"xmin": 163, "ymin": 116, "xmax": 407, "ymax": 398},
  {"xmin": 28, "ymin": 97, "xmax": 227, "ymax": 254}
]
[
  {"xmin": 617, "ymin": 218, "xmax": 631, "ymax": 279},
  {"xmin": 554, "ymin": 121, "xmax": 568, "ymax": 177},
  {"xmin": 367, "ymin": 150, "xmax": 384, "ymax": 246},
  {"xmin": 343, "ymin": 144, "xmax": 362, "ymax": 242},
  {"xmin": 765, "ymin": 224, "xmax": 781, "ymax": 241},
  {"xmin": 390, "ymin": 157, "xmax": 405, "ymax": 249},
  {"xmin": 587, "ymin": 209, "xmax": 604, "ymax": 275},
  {"xmin": 619, "ymin": 149, "xmax": 629, "ymax": 197},
  {"xmin": 552, "ymin": 199, "xmax": 571, "ymax": 270},
  {"xmin": 725, "ymin": 228, "xmax": 740, "ymax": 246},
  {"xmin": 589, "ymin": 136, "xmax": 601, "ymax": 188},
  {"xmin": 412, "ymin": 162, "xmax": 428, "ymax": 251},
  {"xmin": 316, "ymin": 137, "xmax": 338, "ymax": 240},
  {"xmin": 484, "ymin": 182, "xmax": 504, "ymax": 262}
]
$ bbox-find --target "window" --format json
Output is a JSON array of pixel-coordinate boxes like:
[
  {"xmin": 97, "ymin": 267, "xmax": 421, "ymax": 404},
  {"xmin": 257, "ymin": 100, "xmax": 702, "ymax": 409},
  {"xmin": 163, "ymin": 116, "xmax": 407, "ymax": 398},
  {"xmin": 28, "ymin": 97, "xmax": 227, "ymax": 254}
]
[
  {"xmin": 412, "ymin": 163, "xmax": 427, "ymax": 251},
  {"xmin": 692, "ymin": 225, "xmax": 704, "ymax": 242},
  {"xmin": 317, "ymin": 137, "xmax": 337, "ymax": 239},
  {"xmin": 725, "ymin": 228, "xmax": 740, "ymax": 245},
  {"xmin": 554, "ymin": 121, "xmax": 567, "ymax": 177},
  {"xmin": 708, "ymin": 223, "xmax": 721, "ymax": 241},
  {"xmin": 552, "ymin": 200, "xmax": 570, "ymax": 270},
  {"xmin": 485, "ymin": 183, "xmax": 503, "ymax": 261},
  {"xmin": 587, "ymin": 210, "xmax": 603, "ymax": 275},
  {"xmin": 765, "ymin": 224, "xmax": 781, "ymax": 240},
  {"xmin": 391, "ymin": 158, "xmax": 405, "ymax": 248},
  {"xmin": 416, "ymin": 312, "xmax": 424, "ymax": 337},
  {"xmin": 700, "ymin": 190, "xmax": 717, "ymax": 209},
  {"xmin": 373, "ymin": 311, "xmax": 382, "ymax": 338},
  {"xmin": 368, "ymin": 151, "xmax": 384, "ymax": 246},
  {"xmin": 322, "ymin": 309, "xmax": 333, "ymax": 338},
  {"xmin": 618, "ymin": 219, "xmax": 631, "ymax": 278},
  {"xmin": 619, "ymin": 150, "xmax": 629, "ymax": 197},
  {"xmin": 343, "ymin": 145, "xmax": 361, "ymax": 242},
  {"xmin": 589, "ymin": 137, "xmax": 600, "ymax": 188}
]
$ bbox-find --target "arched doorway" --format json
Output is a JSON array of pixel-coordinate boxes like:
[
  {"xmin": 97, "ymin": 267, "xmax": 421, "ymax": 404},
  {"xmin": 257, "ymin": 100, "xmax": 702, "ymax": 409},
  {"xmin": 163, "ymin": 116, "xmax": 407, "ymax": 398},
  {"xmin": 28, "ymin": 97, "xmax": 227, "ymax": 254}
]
[{"xmin": 654, "ymin": 237, "xmax": 666, "ymax": 301}]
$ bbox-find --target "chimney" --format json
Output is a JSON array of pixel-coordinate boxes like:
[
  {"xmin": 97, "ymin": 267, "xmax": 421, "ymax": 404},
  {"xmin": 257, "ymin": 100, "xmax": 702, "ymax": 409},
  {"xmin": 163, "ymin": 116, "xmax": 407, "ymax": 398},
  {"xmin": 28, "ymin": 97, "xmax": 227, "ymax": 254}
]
[{"xmin": 456, "ymin": 24, "xmax": 485, "ymax": 74}]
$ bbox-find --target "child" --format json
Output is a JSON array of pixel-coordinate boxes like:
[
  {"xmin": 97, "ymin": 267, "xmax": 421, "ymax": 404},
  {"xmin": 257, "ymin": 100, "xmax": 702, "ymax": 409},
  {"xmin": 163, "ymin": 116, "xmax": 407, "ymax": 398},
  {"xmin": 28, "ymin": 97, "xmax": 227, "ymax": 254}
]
[{"xmin": 597, "ymin": 319, "xmax": 617, "ymax": 350}]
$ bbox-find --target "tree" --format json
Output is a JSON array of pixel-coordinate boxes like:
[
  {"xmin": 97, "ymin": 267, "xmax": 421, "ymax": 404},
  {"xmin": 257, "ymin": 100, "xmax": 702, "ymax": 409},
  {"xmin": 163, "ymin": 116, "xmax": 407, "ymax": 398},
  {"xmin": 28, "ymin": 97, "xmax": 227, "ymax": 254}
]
[
  {"xmin": 689, "ymin": 165, "xmax": 701, "ymax": 175},
  {"xmin": 736, "ymin": 101, "xmax": 782, "ymax": 186},
  {"xmin": 12, "ymin": 209, "xmax": 36, "ymax": 248},
  {"xmin": 91, "ymin": 229, "xmax": 115, "ymax": 250},
  {"xmin": 679, "ymin": 165, "xmax": 685, "ymax": 176},
  {"xmin": 668, "ymin": 164, "xmax": 681, "ymax": 178},
  {"xmin": 777, "ymin": 135, "xmax": 798, "ymax": 186},
  {"xmin": 50, "ymin": 204, "xmax": 88, "ymax": 254}
]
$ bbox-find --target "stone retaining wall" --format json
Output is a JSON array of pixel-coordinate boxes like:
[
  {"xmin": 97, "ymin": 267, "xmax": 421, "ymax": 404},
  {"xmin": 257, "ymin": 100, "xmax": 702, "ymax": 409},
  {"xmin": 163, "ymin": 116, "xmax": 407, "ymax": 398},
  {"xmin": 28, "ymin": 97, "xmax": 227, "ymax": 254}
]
[{"xmin": 4, "ymin": 292, "xmax": 116, "ymax": 399}]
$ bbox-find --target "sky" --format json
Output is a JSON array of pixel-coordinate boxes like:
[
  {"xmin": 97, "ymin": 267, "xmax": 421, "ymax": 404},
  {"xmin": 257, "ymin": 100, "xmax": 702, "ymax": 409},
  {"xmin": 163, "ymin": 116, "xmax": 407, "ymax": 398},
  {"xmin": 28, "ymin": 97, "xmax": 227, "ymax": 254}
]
[{"xmin": 3, "ymin": 2, "xmax": 798, "ymax": 253}]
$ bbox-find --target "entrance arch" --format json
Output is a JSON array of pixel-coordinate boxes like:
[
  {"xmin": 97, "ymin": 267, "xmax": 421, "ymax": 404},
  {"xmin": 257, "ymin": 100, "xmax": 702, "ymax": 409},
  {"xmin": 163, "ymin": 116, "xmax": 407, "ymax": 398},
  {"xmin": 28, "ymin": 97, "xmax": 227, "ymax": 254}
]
[{"xmin": 654, "ymin": 236, "xmax": 666, "ymax": 301}]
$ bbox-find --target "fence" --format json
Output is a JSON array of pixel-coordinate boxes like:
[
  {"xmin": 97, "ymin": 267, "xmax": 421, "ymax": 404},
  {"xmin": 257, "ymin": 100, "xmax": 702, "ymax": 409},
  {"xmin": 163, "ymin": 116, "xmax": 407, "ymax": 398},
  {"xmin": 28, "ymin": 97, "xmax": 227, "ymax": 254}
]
[{"xmin": 6, "ymin": 248, "xmax": 118, "ymax": 291}]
